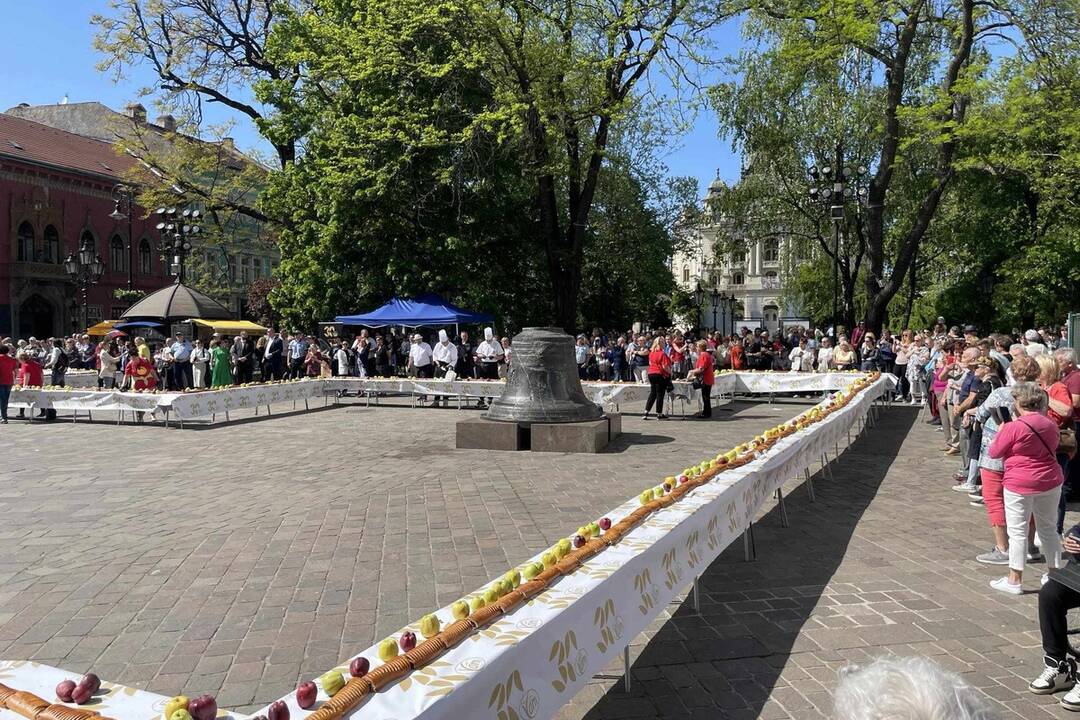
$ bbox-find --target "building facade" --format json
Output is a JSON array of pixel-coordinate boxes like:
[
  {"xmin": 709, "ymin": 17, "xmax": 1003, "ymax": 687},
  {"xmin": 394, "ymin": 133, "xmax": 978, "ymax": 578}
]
[
  {"xmin": 0, "ymin": 113, "xmax": 171, "ymax": 338},
  {"xmin": 4, "ymin": 102, "xmax": 278, "ymax": 320},
  {"xmin": 672, "ymin": 176, "xmax": 806, "ymax": 334}
]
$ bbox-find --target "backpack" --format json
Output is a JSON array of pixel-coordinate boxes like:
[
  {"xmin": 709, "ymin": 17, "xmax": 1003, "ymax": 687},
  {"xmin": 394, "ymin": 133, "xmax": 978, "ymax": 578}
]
[{"xmin": 54, "ymin": 349, "xmax": 69, "ymax": 373}]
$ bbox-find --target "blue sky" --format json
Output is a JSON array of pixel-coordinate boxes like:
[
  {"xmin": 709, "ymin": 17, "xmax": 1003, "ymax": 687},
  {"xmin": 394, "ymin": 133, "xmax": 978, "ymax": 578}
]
[{"xmin": 0, "ymin": 0, "xmax": 744, "ymax": 198}]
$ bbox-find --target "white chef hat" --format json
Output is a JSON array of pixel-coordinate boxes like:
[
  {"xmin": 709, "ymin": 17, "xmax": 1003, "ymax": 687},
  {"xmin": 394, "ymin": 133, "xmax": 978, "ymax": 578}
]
[
  {"xmin": 439, "ymin": 329, "xmax": 449, "ymax": 343},
  {"xmin": 484, "ymin": 327, "xmax": 494, "ymax": 341}
]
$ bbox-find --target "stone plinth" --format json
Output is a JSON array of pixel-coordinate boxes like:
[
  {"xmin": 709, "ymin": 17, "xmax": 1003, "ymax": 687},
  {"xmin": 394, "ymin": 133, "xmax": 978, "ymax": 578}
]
[{"xmin": 455, "ymin": 414, "xmax": 621, "ymax": 453}]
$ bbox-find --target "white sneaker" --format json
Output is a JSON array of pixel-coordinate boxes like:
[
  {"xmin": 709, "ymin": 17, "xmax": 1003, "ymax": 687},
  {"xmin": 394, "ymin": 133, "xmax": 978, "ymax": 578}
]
[
  {"xmin": 990, "ymin": 576, "xmax": 1023, "ymax": 595},
  {"xmin": 1043, "ymin": 572, "xmax": 1051, "ymax": 587},
  {"xmin": 1030, "ymin": 657, "xmax": 1076, "ymax": 694},
  {"xmin": 1063, "ymin": 683, "xmax": 1080, "ymax": 710}
]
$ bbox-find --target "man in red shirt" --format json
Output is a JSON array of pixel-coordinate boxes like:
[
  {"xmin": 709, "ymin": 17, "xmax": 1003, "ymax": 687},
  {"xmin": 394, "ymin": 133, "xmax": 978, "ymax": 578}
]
[
  {"xmin": 1056, "ymin": 348, "xmax": 1080, "ymax": 423},
  {"xmin": 16, "ymin": 352, "xmax": 44, "ymax": 387},
  {"xmin": 0, "ymin": 344, "xmax": 17, "ymax": 424}
]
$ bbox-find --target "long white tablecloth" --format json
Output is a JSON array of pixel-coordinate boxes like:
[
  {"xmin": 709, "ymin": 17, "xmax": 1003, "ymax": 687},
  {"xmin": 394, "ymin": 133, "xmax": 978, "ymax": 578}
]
[
  {"xmin": 6, "ymin": 373, "xmax": 894, "ymax": 423},
  {"xmin": 254, "ymin": 376, "xmax": 890, "ymax": 719},
  {"xmin": 0, "ymin": 660, "xmax": 251, "ymax": 720}
]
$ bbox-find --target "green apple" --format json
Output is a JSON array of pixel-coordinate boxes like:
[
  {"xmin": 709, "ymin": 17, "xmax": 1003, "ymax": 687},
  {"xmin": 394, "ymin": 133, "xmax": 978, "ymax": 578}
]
[
  {"xmin": 523, "ymin": 563, "xmax": 541, "ymax": 580},
  {"xmin": 320, "ymin": 669, "xmax": 346, "ymax": 696},
  {"xmin": 378, "ymin": 637, "xmax": 399, "ymax": 661},
  {"xmin": 484, "ymin": 586, "xmax": 502, "ymax": 603},
  {"xmin": 451, "ymin": 601, "xmax": 470, "ymax": 620},
  {"xmin": 587, "ymin": 522, "xmax": 600, "ymax": 537},
  {"xmin": 503, "ymin": 569, "xmax": 521, "ymax": 587},
  {"xmin": 470, "ymin": 595, "xmax": 487, "ymax": 612},
  {"xmin": 556, "ymin": 538, "xmax": 572, "ymax": 558},
  {"xmin": 419, "ymin": 613, "xmax": 441, "ymax": 638},
  {"xmin": 542, "ymin": 551, "xmax": 557, "ymax": 568}
]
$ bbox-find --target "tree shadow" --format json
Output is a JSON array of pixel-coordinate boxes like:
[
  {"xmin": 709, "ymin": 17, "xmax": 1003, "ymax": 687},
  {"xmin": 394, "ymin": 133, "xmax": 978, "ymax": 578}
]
[{"xmin": 580, "ymin": 406, "xmax": 919, "ymax": 719}]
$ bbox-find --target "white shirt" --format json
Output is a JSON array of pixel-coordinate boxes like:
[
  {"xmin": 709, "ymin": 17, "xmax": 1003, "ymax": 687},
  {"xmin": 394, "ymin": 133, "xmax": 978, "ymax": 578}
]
[
  {"xmin": 816, "ymin": 347, "xmax": 833, "ymax": 371},
  {"xmin": 409, "ymin": 342, "xmax": 433, "ymax": 367},
  {"xmin": 1025, "ymin": 342, "xmax": 1047, "ymax": 357},
  {"xmin": 335, "ymin": 348, "xmax": 350, "ymax": 375},
  {"xmin": 432, "ymin": 341, "xmax": 457, "ymax": 366},
  {"xmin": 476, "ymin": 339, "xmax": 503, "ymax": 362}
]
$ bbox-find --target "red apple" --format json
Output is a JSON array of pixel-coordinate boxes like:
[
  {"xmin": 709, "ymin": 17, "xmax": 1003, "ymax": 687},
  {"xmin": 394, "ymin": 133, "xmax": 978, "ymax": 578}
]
[
  {"xmin": 399, "ymin": 631, "xmax": 417, "ymax": 652},
  {"xmin": 296, "ymin": 680, "xmax": 317, "ymax": 709},
  {"xmin": 598, "ymin": 517, "xmax": 611, "ymax": 531},
  {"xmin": 572, "ymin": 534, "xmax": 585, "ymax": 548},
  {"xmin": 80, "ymin": 673, "xmax": 101, "ymax": 694},
  {"xmin": 55, "ymin": 680, "xmax": 76, "ymax": 702},
  {"xmin": 349, "ymin": 656, "xmax": 370, "ymax": 677},
  {"xmin": 71, "ymin": 683, "xmax": 93, "ymax": 705},
  {"xmin": 188, "ymin": 694, "xmax": 217, "ymax": 720},
  {"xmin": 679, "ymin": 474, "xmax": 690, "ymax": 483},
  {"xmin": 267, "ymin": 700, "xmax": 289, "ymax": 720}
]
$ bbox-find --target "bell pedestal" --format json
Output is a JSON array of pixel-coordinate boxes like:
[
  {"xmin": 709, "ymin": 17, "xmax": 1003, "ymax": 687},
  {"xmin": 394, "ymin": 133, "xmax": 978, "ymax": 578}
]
[{"xmin": 455, "ymin": 414, "xmax": 621, "ymax": 453}]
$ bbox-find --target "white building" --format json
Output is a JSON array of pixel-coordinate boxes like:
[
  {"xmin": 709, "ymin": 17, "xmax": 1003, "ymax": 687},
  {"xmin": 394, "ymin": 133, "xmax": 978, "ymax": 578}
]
[{"xmin": 672, "ymin": 176, "xmax": 806, "ymax": 334}]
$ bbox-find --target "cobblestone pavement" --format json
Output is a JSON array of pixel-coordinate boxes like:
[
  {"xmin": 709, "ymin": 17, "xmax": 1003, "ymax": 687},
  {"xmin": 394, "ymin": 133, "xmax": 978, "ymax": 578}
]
[
  {"xmin": 0, "ymin": 395, "xmax": 798, "ymax": 713},
  {"xmin": 1, "ymin": 397, "xmax": 1073, "ymax": 718},
  {"xmin": 558, "ymin": 405, "xmax": 1079, "ymax": 720}
]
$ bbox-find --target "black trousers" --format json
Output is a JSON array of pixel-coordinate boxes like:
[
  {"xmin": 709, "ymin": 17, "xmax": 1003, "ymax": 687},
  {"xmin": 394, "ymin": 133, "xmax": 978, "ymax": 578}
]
[
  {"xmin": 645, "ymin": 373, "xmax": 667, "ymax": 415},
  {"xmin": 700, "ymin": 383, "xmax": 712, "ymax": 418},
  {"xmin": 234, "ymin": 361, "xmax": 253, "ymax": 384},
  {"xmin": 1041, "ymin": 578, "xmax": 1080, "ymax": 662}
]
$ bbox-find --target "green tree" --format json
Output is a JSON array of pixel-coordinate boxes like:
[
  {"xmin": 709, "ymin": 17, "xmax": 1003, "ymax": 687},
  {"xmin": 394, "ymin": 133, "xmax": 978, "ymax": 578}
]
[{"xmin": 708, "ymin": 0, "xmax": 1071, "ymax": 333}]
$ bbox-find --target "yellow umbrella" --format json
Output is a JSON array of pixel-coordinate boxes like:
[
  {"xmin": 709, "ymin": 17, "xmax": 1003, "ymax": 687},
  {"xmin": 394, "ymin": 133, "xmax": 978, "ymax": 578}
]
[{"xmin": 85, "ymin": 319, "xmax": 117, "ymax": 336}]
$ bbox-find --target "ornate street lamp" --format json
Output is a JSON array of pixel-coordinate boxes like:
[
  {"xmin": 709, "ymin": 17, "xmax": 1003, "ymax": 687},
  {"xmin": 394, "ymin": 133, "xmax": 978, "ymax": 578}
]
[
  {"xmin": 155, "ymin": 206, "xmax": 202, "ymax": 283},
  {"xmin": 109, "ymin": 183, "xmax": 135, "ymax": 290},
  {"xmin": 808, "ymin": 143, "xmax": 869, "ymax": 330},
  {"xmin": 693, "ymin": 282, "xmax": 705, "ymax": 331},
  {"xmin": 710, "ymin": 286, "xmax": 721, "ymax": 332},
  {"xmin": 64, "ymin": 237, "xmax": 105, "ymax": 332}
]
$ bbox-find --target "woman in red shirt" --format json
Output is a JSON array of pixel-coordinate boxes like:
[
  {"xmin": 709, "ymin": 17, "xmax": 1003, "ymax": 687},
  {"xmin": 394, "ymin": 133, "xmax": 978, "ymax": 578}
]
[
  {"xmin": 16, "ymin": 352, "xmax": 44, "ymax": 387},
  {"xmin": 729, "ymin": 340, "xmax": 746, "ymax": 371},
  {"xmin": 643, "ymin": 337, "xmax": 672, "ymax": 420},
  {"xmin": 688, "ymin": 340, "xmax": 715, "ymax": 418}
]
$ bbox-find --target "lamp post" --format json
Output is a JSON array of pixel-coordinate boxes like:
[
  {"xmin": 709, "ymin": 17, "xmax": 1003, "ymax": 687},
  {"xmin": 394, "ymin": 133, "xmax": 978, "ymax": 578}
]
[
  {"xmin": 808, "ymin": 142, "xmax": 869, "ymax": 331},
  {"xmin": 693, "ymin": 282, "xmax": 705, "ymax": 333},
  {"xmin": 726, "ymin": 293, "xmax": 738, "ymax": 337},
  {"xmin": 155, "ymin": 206, "xmax": 202, "ymax": 283},
  {"xmin": 63, "ymin": 238, "xmax": 105, "ymax": 332},
  {"xmin": 109, "ymin": 183, "xmax": 135, "ymax": 290},
  {"xmin": 710, "ymin": 286, "xmax": 721, "ymax": 332}
]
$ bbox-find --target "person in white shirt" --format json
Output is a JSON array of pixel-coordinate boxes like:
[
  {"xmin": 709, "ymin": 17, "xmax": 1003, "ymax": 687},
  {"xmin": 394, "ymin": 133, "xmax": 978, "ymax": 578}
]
[
  {"xmin": 816, "ymin": 338, "xmax": 834, "ymax": 373},
  {"xmin": 335, "ymin": 342, "xmax": 351, "ymax": 377},
  {"xmin": 1023, "ymin": 329, "xmax": 1047, "ymax": 357},
  {"xmin": 788, "ymin": 338, "xmax": 814, "ymax": 372},
  {"xmin": 475, "ymin": 327, "xmax": 503, "ymax": 380},
  {"xmin": 408, "ymin": 333, "xmax": 433, "ymax": 377},
  {"xmin": 431, "ymin": 329, "xmax": 458, "ymax": 407}
]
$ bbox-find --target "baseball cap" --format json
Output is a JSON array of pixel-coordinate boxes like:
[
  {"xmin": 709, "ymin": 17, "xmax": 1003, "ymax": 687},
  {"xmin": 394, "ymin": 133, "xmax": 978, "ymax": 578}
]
[{"xmin": 1025, "ymin": 329, "xmax": 1041, "ymax": 342}]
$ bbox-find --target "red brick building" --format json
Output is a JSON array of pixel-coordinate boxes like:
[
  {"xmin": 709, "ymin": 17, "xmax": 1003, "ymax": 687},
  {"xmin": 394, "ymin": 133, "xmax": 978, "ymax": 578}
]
[{"xmin": 0, "ymin": 113, "xmax": 167, "ymax": 339}]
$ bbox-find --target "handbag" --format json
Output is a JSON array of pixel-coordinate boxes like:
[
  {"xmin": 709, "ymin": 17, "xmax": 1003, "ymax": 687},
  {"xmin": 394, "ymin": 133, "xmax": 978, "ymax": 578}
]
[{"xmin": 1061, "ymin": 427, "xmax": 1078, "ymax": 457}]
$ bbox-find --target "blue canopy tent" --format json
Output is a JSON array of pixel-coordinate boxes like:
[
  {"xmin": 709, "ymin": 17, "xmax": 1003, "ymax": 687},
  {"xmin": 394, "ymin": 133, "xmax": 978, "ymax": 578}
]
[{"xmin": 335, "ymin": 294, "xmax": 493, "ymax": 334}]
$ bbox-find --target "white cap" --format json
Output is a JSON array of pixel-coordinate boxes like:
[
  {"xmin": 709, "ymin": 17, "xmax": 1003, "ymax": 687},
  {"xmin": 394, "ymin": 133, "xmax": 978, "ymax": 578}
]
[
  {"xmin": 439, "ymin": 329, "xmax": 449, "ymax": 343},
  {"xmin": 1025, "ymin": 329, "xmax": 1040, "ymax": 342},
  {"xmin": 484, "ymin": 327, "xmax": 494, "ymax": 341}
]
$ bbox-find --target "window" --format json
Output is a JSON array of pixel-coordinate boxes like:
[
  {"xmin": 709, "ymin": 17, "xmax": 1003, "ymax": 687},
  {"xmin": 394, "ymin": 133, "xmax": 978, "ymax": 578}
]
[
  {"xmin": 80, "ymin": 229, "xmax": 95, "ymax": 253},
  {"xmin": 731, "ymin": 249, "xmax": 746, "ymax": 265},
  {"xmin": 682, "ymin": 266, "xmax": 690, "ymax": 283},
  {"xmin": 227, "ymin": 254, "xmax": 237, "ymax": 282},
  {"xmin": 763, "ymin": 238, "xmax": 779, "ymax": 263},
  {"xmin": 139, "ymin": 239, "xmax": 153, "ymax": 275},
  {"xmin": 241, "ymin": 256, "xmax": 254, "ymax": 283},
  {"xmin": 110, "ymin": 235, "xmax": 126, "ymax": 272},
  {"xmin": 110, "ymin": 307, "xmax": 126, "ymax": 320},
  {"xmin": 763, "ymin": 271, "xmax": 779, "ymax": 289},
  {"xmin": 43, "ymin": 225, "xmax": 59, "ymax": 263},
  {"xmin": 263, "ymin": 257, "xmax": 273, "ymax": 278},
  {"xmin": 17, "ymin": 221, "xmax": 34, "ymax": 261},
  {"xmin": 732, "ymin": 272, "xmax": 745, "ymax": 286}
]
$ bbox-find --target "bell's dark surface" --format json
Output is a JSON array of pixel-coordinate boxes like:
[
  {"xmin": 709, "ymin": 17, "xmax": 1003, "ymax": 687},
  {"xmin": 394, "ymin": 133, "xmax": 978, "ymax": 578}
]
[{"xmin": 484, "ymin": 327, "xmax": 603, "ymax": 425}]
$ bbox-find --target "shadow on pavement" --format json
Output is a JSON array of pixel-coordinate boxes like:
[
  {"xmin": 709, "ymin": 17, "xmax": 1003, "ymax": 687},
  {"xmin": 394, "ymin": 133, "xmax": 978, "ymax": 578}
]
[{"xmin": 580, "ymin": 405, "xmax": 919, "ymax": 719}]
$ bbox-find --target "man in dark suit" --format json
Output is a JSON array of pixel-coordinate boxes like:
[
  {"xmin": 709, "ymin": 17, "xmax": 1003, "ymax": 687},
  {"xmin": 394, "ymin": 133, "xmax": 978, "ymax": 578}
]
[
  {"xmin": 231, "ymin": 331, "xmax": 255, "ymax": 384},
  {"xmin": 262, "ymin": 329, "xmax": 284, "ymax": 381}
]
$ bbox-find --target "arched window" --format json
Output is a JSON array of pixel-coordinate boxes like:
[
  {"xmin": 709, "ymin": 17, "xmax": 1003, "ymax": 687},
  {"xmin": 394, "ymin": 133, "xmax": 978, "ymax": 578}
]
[
  {"xmin": 43, "ymin": 225, "xmax": 59, "ymax": 263},
  {"xmin": 17, "ymin": 222, "xmax": 34, "ymax": 261},
  {"xmin": 763, "ymin": 271, "xmax": 779, "ymax": 289},
  {"xmin": 80, "ymin": 229, "xmax": 95, "ymax": 252},
  {"xmin": 763, "ymin": 238, "xmax": 779, "ymax": 263},
  {"xmin": 139, "ymin": 239, "xmax": 153, "ymax": 275},
  {"xmin": 682, "ymin": 266, "xmax": 690, "ymax": 282},
  {"xmin": 110, "ymin": 235, "xmax": 126, "ymax": 272},
  {"xmin": 732, "ymin": 272, "xmax": 745, "ymax": 286},
  {"xmin": 731, "ymin": 249, "xmax": 746, "ymax": 265}
]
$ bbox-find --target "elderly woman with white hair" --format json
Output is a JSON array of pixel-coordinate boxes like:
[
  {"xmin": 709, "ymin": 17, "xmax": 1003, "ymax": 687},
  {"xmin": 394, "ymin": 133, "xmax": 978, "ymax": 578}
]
[
  {"xmin": 988, "ymin": 382, "xmax": 1065, "ymax": 595},
  {"xmin": 833, "ymin": 656, "xmax": 996, "ymax": 719}
]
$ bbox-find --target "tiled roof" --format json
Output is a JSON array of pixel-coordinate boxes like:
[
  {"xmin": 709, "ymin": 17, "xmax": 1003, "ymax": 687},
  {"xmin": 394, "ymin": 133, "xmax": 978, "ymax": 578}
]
[{"xmin": 0, "ymin": 112, "xmax": 135, "ymax": 180}]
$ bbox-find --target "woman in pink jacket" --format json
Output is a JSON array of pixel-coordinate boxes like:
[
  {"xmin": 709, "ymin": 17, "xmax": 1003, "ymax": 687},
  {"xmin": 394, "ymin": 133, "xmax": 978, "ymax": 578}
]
[{"xmin": 988, "ymin": 382, "xmax": 1065, "ymax": 595}]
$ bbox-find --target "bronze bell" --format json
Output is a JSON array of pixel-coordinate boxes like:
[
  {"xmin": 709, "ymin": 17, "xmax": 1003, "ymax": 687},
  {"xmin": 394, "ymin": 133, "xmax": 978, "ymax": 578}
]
[{"xmin": 484, "ymin": 327, "xmax": 603, "ymax": 425}]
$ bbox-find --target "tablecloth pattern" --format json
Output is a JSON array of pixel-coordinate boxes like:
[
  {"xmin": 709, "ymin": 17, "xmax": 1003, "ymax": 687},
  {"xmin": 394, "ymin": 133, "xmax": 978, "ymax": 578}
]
[{"xmin": 253, "ymin": 376, "xmax": 890, "ymax": 719}]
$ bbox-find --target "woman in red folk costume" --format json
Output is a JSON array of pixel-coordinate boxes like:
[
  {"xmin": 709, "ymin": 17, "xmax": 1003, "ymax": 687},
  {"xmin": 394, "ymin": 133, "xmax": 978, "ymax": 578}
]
[{"xmin": 124, "ymin": 352, "xmax": 159, "ymax": 391}]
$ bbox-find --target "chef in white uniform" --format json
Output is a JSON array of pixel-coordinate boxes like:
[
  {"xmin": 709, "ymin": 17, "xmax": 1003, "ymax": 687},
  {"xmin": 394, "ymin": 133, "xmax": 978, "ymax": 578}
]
[
  {"xmin": 431, "ymin": 329, "xmax": 458, "ymax": 407},
  {"xmin": 475, "ymin": 327, "xmax": 503, "ymax": 380}
]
